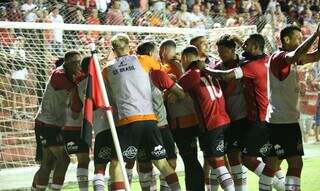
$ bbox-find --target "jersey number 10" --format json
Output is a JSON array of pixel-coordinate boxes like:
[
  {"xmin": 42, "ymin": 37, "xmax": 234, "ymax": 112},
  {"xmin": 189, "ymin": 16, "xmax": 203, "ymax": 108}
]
[{"xmin": 201, "ymin": 76, "xmax": 223, "ymax": 100}]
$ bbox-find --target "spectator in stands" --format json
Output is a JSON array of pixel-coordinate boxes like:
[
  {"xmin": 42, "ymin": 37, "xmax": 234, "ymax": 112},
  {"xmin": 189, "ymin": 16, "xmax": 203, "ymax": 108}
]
[
  {"xmin": 6, "ymin": 0, "xmax": 23, "ymax": 22},
  {"xmin": 119, "ymin": 0, "xmax": 130, "ymax": 13},
  {"xmin": 150, "ymin": 0, "xmax": 166, "ymax": 11},
  {"xmin": 21, "ymin": 0, "xmax": 38, "ymax": 22},
  {"xmin": 9, "ymin": 36, "xmax": 28, "ymax": 117},
  {"xmin": 50, "ymin": 6, "xmax": 64, "ymax": 56},
  {"xmin": 299, "ymin": 66, "xmax": 319, "ymax": 143},
  {"xmin": 96, "ymin": 0, "xmax": 108, "ymax": 14},
  {"xmin": 105, "ymin": 0, "xmax": 124, "ymax": 25},
  {"xmin": 0, "ymin": 6, "xmax": 7, "ymax": 21},
  {"xmin": 38, "ymin": 9, "xmax": 53, "ymax": 47},
  {"xmin": 203, "ymin": 5, "xmax": 214, "ymax": 29},
  {"xmin": 189, "ymin": 4, "xmax": 205, "ymax": 28},
  {"xmin": 171, "ymin": 3, "xmax": 192, "ymax": 28}
]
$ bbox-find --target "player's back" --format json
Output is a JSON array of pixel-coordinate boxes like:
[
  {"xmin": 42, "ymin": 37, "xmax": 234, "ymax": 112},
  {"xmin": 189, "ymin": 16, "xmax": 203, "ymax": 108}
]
[
  {"xmin": 105, "ymin": 55, "xmax": 156, "ymax": 126},
  {"xmin": 179, "ymin": 65, "xmax": 230, "ymax": 130},
  {"xmin": 241, "ymin": 55, "xmax": 269, "ymax": 122}
]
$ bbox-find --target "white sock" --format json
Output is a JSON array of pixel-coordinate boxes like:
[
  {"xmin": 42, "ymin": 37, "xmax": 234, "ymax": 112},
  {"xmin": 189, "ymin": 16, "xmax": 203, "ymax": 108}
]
[
  {"xmin": 210, "ymin": 169, "xmax": 219, "ymax": 191},
  {"xmin": 254, "ymin": 162, "xmax": 266, "ymax": 177},
  {"xmin": 273, "ymin": 170, "xmax": 285, "ymax": 191},
  {"xmin": 259, "ymin": 174, "xmax": 273, "ymax": 191},
  {"xmin": 214, "ymin": 166, "xmax": 235, "ymax": 191},
  {"xmin": 138, "ymin": 171, "xmax": 152, "ymax": 189},
  {"xmin": 231, "ymin": 165, "xmax": 247, "ymax": 191},
  {"xmin": 93, "ymin": 173, "xmax": 105, "ymax": 191},
  {"xmin": 151, "ymin": 170, "xmax": 157, "ymax": 191},
  {"xmin": 285, "ymin": 176, "xmax": 300, "ymax": 191},
  {"xmin": 77, "ymin": 168, "xmax": 89, "ymax": 191},
  {"xmin": 160, "ymin": 174, "xmax": 171, "ymax": 191},
  {"xmin": 50, "ymin": 184, "xmax": 62, "ymax": 191},
  {"xmin": 48, "ymin": 170, "xmax": 54, "ymax": 188},
  {"xmin": 126, "ymin": 168, "xmax": 133, "ymax": 185}
]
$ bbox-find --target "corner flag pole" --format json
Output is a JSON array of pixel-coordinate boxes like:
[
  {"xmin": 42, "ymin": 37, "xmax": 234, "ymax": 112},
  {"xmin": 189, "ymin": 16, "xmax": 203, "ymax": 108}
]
[{"xmin": 90, "ymin": 44, "xmax": 131, "ymax": 191}]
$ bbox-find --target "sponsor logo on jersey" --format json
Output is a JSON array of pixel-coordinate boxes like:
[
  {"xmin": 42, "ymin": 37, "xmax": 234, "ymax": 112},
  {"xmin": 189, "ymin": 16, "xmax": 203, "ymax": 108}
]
[
  {"xmin": 216, "ymin": 140, "xmax": 224, "ymax": 152},
  {"xmin": 151, "ymin": 145, "xmax": 166, "ymax": 157},
  {"xmin": 259, "ymin": 143, "xmax": 273, "ymax": 156},
  {"xmin": 123, "ymin": 146, "xmax": 138, "ymax": 159},
  {"xmin": 274, "ymin": 144, "xmax": 284, "ymax": 156},
  {"xmin": 98, "ymin": 146, "xmax": 112, "ymax": 160}
]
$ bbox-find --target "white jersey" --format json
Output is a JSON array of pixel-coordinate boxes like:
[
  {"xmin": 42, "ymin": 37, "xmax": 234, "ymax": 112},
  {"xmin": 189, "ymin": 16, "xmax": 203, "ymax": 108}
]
[
  {"xmin": 36, "ymin": 67, "xmax": 74, "ymax": 127},
  {"xmin": 267, "ymin": 61, "xmax": 299, "ymax": 124},
  {"xmin": 63, "ymin": 79, "xmax": 87, "ymax": 129},
  {"xmin": 106, "ymin": 55, "xmax": 156, "ymax": 126}
]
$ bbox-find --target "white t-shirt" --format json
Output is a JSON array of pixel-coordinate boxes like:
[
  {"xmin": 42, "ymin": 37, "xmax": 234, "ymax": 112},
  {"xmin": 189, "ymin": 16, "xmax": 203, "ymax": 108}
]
[
  {"xmin": 21, "ymin": 3, "xmax": 38, "ymax": 22},
  {"xmin": 50, "ymin": 15, "xmax": 64, "ymax": 43},
  {"xmin": 96, "ymin": 0, "xmax": 109, "ymax": 12}
]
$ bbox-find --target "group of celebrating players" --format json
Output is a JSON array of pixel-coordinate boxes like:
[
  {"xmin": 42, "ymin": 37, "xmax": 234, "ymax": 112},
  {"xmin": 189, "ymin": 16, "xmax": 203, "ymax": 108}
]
[{"xmin": 31, "ymin": 22, "xmax": 320, "ymax": 191}]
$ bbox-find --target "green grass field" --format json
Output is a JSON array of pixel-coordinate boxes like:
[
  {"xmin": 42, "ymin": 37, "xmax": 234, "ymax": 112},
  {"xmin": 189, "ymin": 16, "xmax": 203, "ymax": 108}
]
[{"xmin": 63, "ymin": 157, "xmax": 320, "ymax": 191}]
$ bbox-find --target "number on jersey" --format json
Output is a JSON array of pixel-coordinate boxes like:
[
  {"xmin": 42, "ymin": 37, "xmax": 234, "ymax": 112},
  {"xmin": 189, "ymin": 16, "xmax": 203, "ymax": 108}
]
[{"xmin": 201, "ymin": 76, "xmax": 222, "ymax": 100}]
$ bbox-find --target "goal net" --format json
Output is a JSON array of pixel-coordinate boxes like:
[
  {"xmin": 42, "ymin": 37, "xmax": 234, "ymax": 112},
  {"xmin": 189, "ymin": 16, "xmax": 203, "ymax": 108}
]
[{"xmin": 0, "ymin": 21, "xmax": 257, "ymax": 188}]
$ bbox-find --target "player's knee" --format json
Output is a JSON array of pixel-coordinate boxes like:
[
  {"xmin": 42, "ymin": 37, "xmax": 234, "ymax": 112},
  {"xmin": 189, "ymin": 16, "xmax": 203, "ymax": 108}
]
[
  {"xmin": 227, "ymin": 151, "xmax": 241, "ymax": 166},
  {"xmin": 206, "ymin": 157, "xmax": 225, "ymax": 168},
  {"xmin": 94, "ymin": 164, "xmax": 106, "ymax": 175},
  {"xmin": 77, "ymin": 154, "xmax": 90, "ymax": 167},
  {"xmin": 126, "ymin": 160, "xmax": 136, "ymax": 169},
  {"xmin": 137, "ymin": 161, "xmax": 153, "ymax": 172},
  {"xmin": 152, "ymin": 158, "xmax": 174, "ymax": 176},
  {"xmin": 288, "ymin": 157, "xmax": 303, "ymax": 169}
]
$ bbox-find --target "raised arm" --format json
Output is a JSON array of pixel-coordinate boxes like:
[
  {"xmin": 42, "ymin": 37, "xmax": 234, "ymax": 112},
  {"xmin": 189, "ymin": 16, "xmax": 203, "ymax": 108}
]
[
  {"xmin": 285, "ymin": 23, "xmax": 320, "ymax": 65},
  {"xmin": 204, "ymin": 67, "xmax": 243, "ymax": 81}
]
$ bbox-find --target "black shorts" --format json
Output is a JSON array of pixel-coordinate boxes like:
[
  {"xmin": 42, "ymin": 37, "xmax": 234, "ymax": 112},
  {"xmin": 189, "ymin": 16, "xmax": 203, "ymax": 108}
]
[
  {"xmin": 62, "ymin": 130, "xmax": 89, "ymax": 155},
  {"xmin": 117, "ymin": 120, "xmax": 167, "ymax": 162},
  {"xmin": 37, "ymin": 123, "xmax": 64, "ymax": 148},
  {"xmin": 34, "ymin": 123, "xmax": 43, "ymax": 162},
  {"xmin": 94, "ymin": 130, "xmax": 115, "ymax": 164},
  {"xmin": 242, "ymin": 121, "xmax": 272, "ymax": 157},
  {"xmin": 171, "ymin": 125, "xmax": 200, "ymax": 156},
  {"xmin": 225, "ymin": 118, "xmax": 248, "ymax": 152},
  {"xmin": 199, "ymin": 125, "xmax": 227, "ymax": 158},
  {"xmin": 269, "ymin": 123, "xmax": 304, "ymax": 159},
  {"xmin": 137, "ymin": 126, "xmax": 177, "ymax": 162}
]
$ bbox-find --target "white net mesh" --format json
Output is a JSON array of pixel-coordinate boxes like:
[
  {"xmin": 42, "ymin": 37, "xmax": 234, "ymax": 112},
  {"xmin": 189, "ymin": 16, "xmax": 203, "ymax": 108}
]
[{"xmin": 0, "ymin": 21, "xmax": 256, "ymax": 169}]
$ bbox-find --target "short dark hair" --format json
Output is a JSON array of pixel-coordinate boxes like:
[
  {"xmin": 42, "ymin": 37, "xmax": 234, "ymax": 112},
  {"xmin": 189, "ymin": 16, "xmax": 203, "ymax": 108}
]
[
  {"xmin": 280, "ymin": 25, "xmax": 301, "ymax": 44},
  {"xmin": 182, "ymin": 45, "xmax": 199, "ymax": 57},
  {"xmin": 136, "ymin": 41, "xmax": 157, "ymax": 55},
  {"xmin": 160, "ymin": 39, "xmax": 176, "ymax": 49},
  {"xmin": 248, "ymin": 33, "xmax": 265, "ymax": 51},
  {"xmin": 190, "ymin": 35, "xmax": 205, "ymax": 46},
  {"xmin": 216, "ymin": 34, "xmax": 236, "ymax": 49},
  {"xmin": 64, "ymin": 50, "xmax": 81, "ymax": 63}
]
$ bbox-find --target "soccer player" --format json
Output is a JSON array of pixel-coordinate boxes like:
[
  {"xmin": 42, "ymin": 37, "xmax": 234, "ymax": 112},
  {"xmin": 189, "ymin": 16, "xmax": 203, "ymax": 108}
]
[
  {"xmin": 179, "ymin": 45, "xmax": 235, "ymax": 191},
  {"xmin": 62, "ymin": 57, "xmax": 91, "ymax": 191},
  {"xmin": 135, "ymin": 41, "xmax": 186, "ymax": 191},
  {"xmin": 104, "ymin": 34, "xmax": 181, "ymax": 190},
  {"xmin": 32, "ymin": 51, "xmax": 82, "ymax": 191},
  {"xmin": 190, "ymin": 35, "xmax": 216, "ymax": 65},
  {"xmin": 215, "ymin": 35, "xmax": 248, "ymax": 191},
  {"xmin": 204, "ymin": 34, "xmax": 284, "ymax": 191},
  {"xmin": 266, "ymin": 24, "xmax": 320, "ymax": 191},
  {"xmin": 190, "ymin": 35, "xmax": 222, "ymax": 190},
  {"xmin": 160, "ymin": 39, "xmax": 205, "ymax": 191}
]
